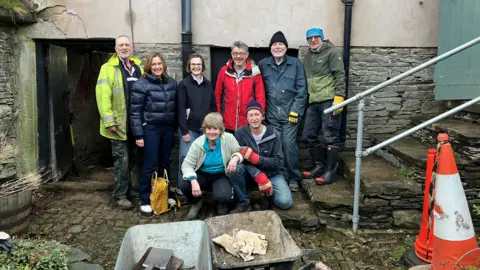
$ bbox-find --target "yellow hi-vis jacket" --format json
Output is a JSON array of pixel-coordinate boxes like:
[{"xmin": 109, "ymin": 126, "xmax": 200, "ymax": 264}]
[{"xmin": 95, "ymin": 54, "xmax": 143, "ymax": 140}]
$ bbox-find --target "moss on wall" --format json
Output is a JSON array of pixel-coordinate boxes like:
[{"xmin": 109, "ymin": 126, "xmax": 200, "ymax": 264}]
[{"xmin": 0, "ymin": 0, "xmax": 28, "ymax": 15}]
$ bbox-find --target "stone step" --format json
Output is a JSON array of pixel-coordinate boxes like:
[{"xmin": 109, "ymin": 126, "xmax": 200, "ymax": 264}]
[
  {"xmin": 412, "ymin": 117, "xmax": 480, "ymax": 145},
  {"xmin": 275, "ymin": 191, "xmax": 320, "ymax": 229},
  {"xmin": 371, "ymin": 134, "xmax": 471, "ymax": 184},
  {"xmin": 340, "ymin": 152, "xmax": 423, "ymax": 197},
  {"xmin": 371, "ymin": 135, "xmax": 430, "ymax": 169},
  {"xmin": 302, "ymin": 178, "xmax": 356, "ymax": 209},
  {"xmin": 302, "ymin": 179, "xmax": 359, "ymax": 228}
]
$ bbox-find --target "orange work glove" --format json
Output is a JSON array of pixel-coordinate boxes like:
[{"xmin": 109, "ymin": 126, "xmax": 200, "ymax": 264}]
[
  {"xmin": 254, "ymin": 173, "xmax": 273, "ymax": 196},
  {"xmin": 332, "ymin": 96, "xmax": 345, "ymax": 116},
  {"xmin": 239, "ymin": 147, "xmax": 261, "ymax": 165},
  {"xmin": 288, "ymin": 112, "xmax": 299, "ymax": 124}
]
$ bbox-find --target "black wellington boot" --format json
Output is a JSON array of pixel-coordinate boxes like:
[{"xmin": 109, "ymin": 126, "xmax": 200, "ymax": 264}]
[
  {"xmin": 316, "ymin": 146, "xmax": 340, "ymax": 185},
  {"xmin": 302, "ymin": 145, "xmax": 326, "ymax": 179}
]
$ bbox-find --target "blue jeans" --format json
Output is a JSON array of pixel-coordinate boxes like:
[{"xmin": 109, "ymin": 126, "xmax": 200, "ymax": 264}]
[
  {"xmin": 302, "ymin": 100, "xmax": 342, "ymax": 148},
  {"xmin": 177, "ymin": 129, "xmax": 202, "ymax": 190},
  {"xmin": 230, "ymin": 163, "xmax": 293, "ymax": 209},
  {"xmin": 267, "ymin": 119, "xmax": 300, "ymax": 183},
  {"xmin": 139, "ymin": 124, "xmax": 175, "ymax": 205}
]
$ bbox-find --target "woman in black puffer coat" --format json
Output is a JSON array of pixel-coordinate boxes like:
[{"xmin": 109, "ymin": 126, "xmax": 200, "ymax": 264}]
[{"xmin": 130, "ymin": 52, "xmax": 177, "ymax": 216}]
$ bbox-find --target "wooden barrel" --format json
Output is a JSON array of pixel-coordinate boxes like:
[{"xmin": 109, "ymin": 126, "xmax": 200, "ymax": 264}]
[{"xmin": 0, "ymin": 190, "xmax": 32, "ymax": 236}]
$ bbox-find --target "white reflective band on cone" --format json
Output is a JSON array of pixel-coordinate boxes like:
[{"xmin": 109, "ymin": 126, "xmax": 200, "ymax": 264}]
[{"xmin": 434, "ymin": 173, "xmax": 475, "ymax": 241}]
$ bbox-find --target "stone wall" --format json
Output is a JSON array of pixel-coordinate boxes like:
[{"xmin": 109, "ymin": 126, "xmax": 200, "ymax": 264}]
[
  {"xmin": 299, "ymin": 46, "xmax": 444, "ymax": 149},
  {"xmin": 0, "ymin": 27, "xmax": 16, "ymax": 179},
  {"xmin": 135, "ymin": 44, "xmax": 212, "ymax": 81}
]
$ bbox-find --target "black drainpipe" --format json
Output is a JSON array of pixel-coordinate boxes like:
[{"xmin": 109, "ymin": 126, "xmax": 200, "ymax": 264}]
[
  {"xmin": 340, "ymin": 0, "xmax": 354, "ymax": 147},
  {"xmin": 181, "ymin": 0, "xmax": 193, "ymax": 79}
]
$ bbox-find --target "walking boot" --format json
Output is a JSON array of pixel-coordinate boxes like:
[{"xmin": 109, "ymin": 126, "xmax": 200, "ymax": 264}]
[
  {"xmin": 316, "ymin": 146, "xmax": 340, "ymax": 185},
  {"xmin": 259, "ymin": 196, "xmax": 273, "ymax": 210},
  {"xmin": 116, "ymin": 198, "xmax": 133, "ymax": 210},
  {"xmin": 217, "ymin": 203, "xmax": 229, "ymax": 216},
  {"xmin": 185, "ymin": 199, "xmax": 204, "ymax": 220},
  {"xmin": 289, "ymin": 180, "xmax": 299, "ymax": 192},
  {"xmin": 302, "ymin": 145, "xmax": 326, "ymax": 179},
  {"xmin": 229, "ymin": 203, "xmax": 251, "ymax": 214}
]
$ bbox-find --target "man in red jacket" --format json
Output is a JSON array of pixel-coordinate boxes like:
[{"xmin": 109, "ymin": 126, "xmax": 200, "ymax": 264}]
[{"xmin": 215, "ymin": 41, "xmax": 266, "ymax": 133}]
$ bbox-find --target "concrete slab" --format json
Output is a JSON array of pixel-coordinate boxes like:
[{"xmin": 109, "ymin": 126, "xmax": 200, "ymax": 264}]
[
  {"xmin": 68, "ymin": 247, "xmax": 91, "ymax": 263},
  {"xmin": 341, "ymin": 152, "xmax": 422, "ymax": 196},
  {"xmin": 70, "ymin": 262, "xmax": 103, "ymax": 270},
  {"xmin": 413, "ymin": 117, "xmax": 480, "ymax": 144},
  {"xmin": 275, "ymin": 191, "xmax": 319, "ymax": 229},
  {"xmin": 373, "ymin": 135, "xmax": 429, "ymax": 169},
  {"xmin": 302, "ymin": 178, "xmax": 356, "ymax": 209}
]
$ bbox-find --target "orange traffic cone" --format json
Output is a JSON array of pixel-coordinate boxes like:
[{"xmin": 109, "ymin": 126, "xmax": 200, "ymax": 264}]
[
  {"xmin": 431, "ymin": 133, "xmax": 479, "ymax": 269},
  {"xmin": 414, "ymin": 149, "xmax": 436, "ymax": 263}
]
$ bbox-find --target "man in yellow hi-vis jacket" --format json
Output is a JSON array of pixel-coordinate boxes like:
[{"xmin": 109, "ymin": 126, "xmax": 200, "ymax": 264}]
[{"xmin": 96, "ymin": 35, "xmax": 143, "ymax": 209}]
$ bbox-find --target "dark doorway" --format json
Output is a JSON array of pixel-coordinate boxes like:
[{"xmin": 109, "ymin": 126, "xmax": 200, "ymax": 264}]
[
  {"xmin": 36, "ymin": 39, "xmax": 115, "ymax": 179},
  {"xmin": 210, "ymin": 47, "xmax": 299, "ymax": 86}
]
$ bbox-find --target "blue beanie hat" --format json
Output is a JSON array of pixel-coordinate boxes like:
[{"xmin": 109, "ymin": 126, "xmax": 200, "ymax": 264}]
[
  {"xmin": 306, "ymin": 27, "xmax": 324, "ymax": 41},
  {"xmin": 246, "ymin": 100, "xmax": 264, "ymax": 116}
]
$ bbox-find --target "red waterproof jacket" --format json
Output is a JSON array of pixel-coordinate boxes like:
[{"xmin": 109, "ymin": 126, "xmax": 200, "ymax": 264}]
[{"xmin": 215, "ymin": 59, "xmax": 266, "ymax": 131}]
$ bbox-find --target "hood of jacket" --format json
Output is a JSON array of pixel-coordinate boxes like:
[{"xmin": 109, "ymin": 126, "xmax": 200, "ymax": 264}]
[{"xmin": 225, "ymin": 58, "xmax": 261, "ymax": 77}]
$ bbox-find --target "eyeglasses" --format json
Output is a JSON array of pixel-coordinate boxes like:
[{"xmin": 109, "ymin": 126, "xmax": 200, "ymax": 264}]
[{"xmin": 231, "ymin": 52, "xmax": 246, "ymax": 57}]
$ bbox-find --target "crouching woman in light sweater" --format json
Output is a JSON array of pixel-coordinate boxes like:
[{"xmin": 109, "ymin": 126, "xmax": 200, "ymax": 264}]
[{"xmin": 181, "ymin": 112, "xmax": 243, "ymax": 220}]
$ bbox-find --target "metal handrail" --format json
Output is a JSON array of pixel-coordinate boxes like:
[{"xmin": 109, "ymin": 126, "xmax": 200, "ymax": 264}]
[
  {"xmin": 320, "ymin": 35, "xmax": 480, "ymax": 233},
  {"xmin": 364, "ymin": 96, "xmax": 480, "ymax": 156},
  {"xmin": 324, "ymin": 35, "xmax": 480, "ymax": 115}
]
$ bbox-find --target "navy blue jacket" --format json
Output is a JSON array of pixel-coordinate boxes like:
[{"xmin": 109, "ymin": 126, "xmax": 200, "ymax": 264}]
[
  {"xmin": 130, "ymin": 74, "xmax": 177, "ymax": 138},
  {"xmin": 258, "ymin": 55, "xmax": 307, "ymax": 123},
  {"xmin": 234, "ymin": 125, "xmax": 284, "ymax": 178}
]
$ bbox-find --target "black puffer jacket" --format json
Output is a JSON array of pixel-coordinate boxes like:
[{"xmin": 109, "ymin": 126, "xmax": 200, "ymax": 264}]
[{"xmin": 130, "ymin": 74, "xmax": 177, "ymax": 138}]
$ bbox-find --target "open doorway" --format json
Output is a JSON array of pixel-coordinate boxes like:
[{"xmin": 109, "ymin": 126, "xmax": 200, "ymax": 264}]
[{"xmin": 35, "ymin": 39, "xmax": 115, "ymax": 180}]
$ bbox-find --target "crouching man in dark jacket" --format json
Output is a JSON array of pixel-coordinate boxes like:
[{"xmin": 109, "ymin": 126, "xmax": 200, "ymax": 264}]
[{"xmin": 229, "ymin": 100, "xmax": 293, "ymax": 213}]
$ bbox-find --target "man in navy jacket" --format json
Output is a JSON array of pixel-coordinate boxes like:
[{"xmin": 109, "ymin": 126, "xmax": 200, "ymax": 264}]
[{"xmin": 230, "ymin": 100, "xmax": 293, "ymax": 213}]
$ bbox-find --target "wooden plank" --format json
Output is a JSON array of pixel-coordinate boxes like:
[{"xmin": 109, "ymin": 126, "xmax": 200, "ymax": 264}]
[
  {"xmin": 435, "ymin": 85, "xmax": 480, "ymax": 100},
  {"xmin": 436, "ymin": 0, "xmax": 480, "ymax": 100},
  {"xmin": 470, "ymin": 0, "xmax": 480, "ymax": 77}
]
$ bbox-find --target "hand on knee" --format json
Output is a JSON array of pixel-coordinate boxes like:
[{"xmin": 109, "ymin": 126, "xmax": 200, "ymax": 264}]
[{"xmin": 232, "ymin": 163, "xmax": 246, "ymax": 177}]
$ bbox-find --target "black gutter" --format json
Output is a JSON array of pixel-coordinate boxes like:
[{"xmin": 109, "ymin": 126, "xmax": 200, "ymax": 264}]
[
  {"xmin": 181, "ymin": 0, "xmax": 193, "ymax": 79},
  {"xmin": 340, "ymin": 0, "xmax": 354, "ymax": 147}
]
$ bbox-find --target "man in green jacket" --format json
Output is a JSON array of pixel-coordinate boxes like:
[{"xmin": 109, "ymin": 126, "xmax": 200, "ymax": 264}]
[
  {"xmin": 95, "ymin": 35, "xmax": 143, "ymax": 209},
  {"xmin": 301, "ymin": 27, "xmax": 345, "ymax": 185}
]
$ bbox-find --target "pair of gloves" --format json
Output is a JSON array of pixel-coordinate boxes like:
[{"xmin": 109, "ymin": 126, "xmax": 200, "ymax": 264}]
[
  {"xmin": 239, "ymin": 147, "xmax": 272, "ymax": 196},
  {"xmin": 287, "ymin": 96, "xmax": 344, "ymax": 123}
]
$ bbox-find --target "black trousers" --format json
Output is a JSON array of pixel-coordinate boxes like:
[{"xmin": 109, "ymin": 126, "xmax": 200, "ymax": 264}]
[{"xmin": 180, "ymin": 171, "xmax": 234, "ymax": 204}]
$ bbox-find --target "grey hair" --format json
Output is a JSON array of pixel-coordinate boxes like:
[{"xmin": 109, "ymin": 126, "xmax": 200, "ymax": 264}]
[
  {"xmin": 116, "ymin": 35, "xmax": 132, "ymax": 44},
  {"xmin": 202, "ymin": 112, "xmax": 225, "ymax": 134},
  {"xmin": 231, "ymin": 40, "xmax": 249, "ymax": 52}
]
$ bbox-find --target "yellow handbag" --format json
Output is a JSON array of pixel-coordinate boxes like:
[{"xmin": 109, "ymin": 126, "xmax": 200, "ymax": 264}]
[{"xmin": 149, "ymin": 170, "xmax": 181, "ymax": 215}]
